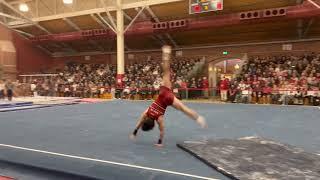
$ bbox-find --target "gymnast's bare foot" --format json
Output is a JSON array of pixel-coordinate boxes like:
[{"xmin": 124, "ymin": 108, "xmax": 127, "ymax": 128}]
[{"xmin": 196, "ymin": 116, "xmax": 208, "ymax": 128}]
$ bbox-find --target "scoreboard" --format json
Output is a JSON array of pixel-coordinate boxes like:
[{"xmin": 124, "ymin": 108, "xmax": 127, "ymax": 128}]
[{"xmin": 189, "ymin": 0, "xmax": 223, "ymax": 14}]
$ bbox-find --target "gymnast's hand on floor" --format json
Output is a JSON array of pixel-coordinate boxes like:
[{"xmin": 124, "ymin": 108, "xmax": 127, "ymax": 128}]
[
  {"xmin": 130, "ymin": 129, "xmax": 138, "ymax": 141},
  {"xmin": 129, "ymin": 134, "xmax": 137, "ymax": 141},
  {"xmin": 154, "ymin": 143, "xmax": 164, "ymax": 148},
  {"xmin": 154, "ymin": 139, "xmax": 164, "ymax": 147}
]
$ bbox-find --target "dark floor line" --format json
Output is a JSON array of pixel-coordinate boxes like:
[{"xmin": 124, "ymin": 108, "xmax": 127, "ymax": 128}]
[
  {"xmin": 0, "ymin": 159, "xmax": 99, "ymax": 180},
  {"xmin": 177, "ymin": 143, "xmax": 237, "ymax": 180},
  {"xmin": 0, "ymin": 103, "xmax": 79, "ymax": 113}
]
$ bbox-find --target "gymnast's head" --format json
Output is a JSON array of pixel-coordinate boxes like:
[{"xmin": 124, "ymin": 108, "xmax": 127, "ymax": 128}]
[{"xmin": 142, "ymin": 117, "xmax": 155, "ymax": 131}]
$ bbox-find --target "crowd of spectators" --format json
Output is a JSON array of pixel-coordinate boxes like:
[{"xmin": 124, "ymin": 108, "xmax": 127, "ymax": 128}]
[
  {"xmin": 219, "ymin": 53, "xmax": 320, "ymax": 106},
  {"xmin": 5, "ymin": 52, "xmax": 320, "ymax": 106},
  {"xmin": 18, "ymin": 58, "xmax": 208, "ymax": 99}
]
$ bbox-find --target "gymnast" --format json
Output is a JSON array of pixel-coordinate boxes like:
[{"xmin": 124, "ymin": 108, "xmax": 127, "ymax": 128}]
[{"xmin": 130, "ymin": 45, "xmax": 207, "ymax": 147}]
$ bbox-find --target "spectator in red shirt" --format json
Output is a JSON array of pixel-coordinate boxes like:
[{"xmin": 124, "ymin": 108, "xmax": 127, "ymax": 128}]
[
  {"xmin": 262, "ymin": 84, "xmax": 272, "ymax": 104},
  {"xmin": 181, "ymin": 80, "xmax": 187, "ymax": 89},
  {"xmin": 180, "ymin": 79, "xmax": 188, "ymax": 99},
  {"xmin": 220, "ymin": 77, "xmax": 229, "ymax": 101},
  {"xmin": 316, "ymin": 73, "xmax": 320, "ymax": 82},
  {"xmin": 252, "ymin": 80, "xmax": 262, "ymax": 103}
]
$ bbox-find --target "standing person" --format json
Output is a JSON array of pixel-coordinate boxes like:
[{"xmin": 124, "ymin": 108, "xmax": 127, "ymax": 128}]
[
  {"xmin": 5, "ymin": 80, "xmax": 14, "ymax": 101},
  {"xmin": 0, "ymin": 79, "xmax": 4, "ymax": 100},
  {"xmin": 180, "ymin": 79, "xmax": 187, "ymax": 99},
  {"xmin": 31, "ymin": 80, "xmax": 38, "ymax": 97},
  {"xmin": 220, "ymin": 77, "xmax": 229, "ymax": 101},
  {"xmin": 130, "ymin": 46, "xmax": 207, "ymax": 147},
  {"xmin": 202, "ymin": 77, "xmax": 209, "ymax": 99},
  {"xmin": 196, "ymin": 78, "xmax": 203, "ymax": 98}
]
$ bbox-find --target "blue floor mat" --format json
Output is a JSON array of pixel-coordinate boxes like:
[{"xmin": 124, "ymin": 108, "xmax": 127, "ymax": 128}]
[{"xmin": 0, "ymin": 101, "xmax": 319, "ymax": 179}]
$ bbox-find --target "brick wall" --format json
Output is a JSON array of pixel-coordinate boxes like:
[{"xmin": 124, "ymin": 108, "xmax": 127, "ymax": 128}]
[
  {"xmin": 0, "ymin": 25, "xmax": 16, "ymax": 80},
  {"xmin": 0, "ymin": 24, "xmax": 54, "ymax": 78},
  {"xmin": 13, "ymin": 33, "xmax": 52, "ymax": 74}
]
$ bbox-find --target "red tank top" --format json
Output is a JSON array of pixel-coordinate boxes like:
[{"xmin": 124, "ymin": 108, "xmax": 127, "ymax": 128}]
[{"xmin": 146, "ymin": 86, "xmax": 175, "ymax": 120}]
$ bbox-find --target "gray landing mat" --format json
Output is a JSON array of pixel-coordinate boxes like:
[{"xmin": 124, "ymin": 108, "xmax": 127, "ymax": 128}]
[{"xmin": 177, "ymin": 137, "xmax": 320, "ymax": 180}]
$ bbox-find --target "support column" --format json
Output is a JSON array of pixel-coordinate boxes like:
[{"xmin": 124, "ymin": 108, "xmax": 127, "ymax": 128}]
[
  {"xmin": 116, "ymin": 0, "xmax": 125, "ymax": 87},
  {"xmin": 208, "ymin": 62, "xmax": 217, "ymax": 97},
  {"xmin": 223, "ymin": 60, "xmax": 227, "ymax": 74}
]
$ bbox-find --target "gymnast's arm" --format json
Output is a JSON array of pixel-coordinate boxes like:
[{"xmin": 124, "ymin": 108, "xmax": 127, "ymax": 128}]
[
  {"xmin": 155, "ymin": 116, "xmax": 165, "ymax": 147},
  {"xmin": 131, "ymin": 110, "xmax": 147, "ymax": 138}
]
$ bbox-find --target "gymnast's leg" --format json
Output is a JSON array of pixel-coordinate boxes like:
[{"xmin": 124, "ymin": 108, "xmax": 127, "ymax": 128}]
[{"xmin": 172, "ymin": 97, "xmax": 207, "ymax": 128}]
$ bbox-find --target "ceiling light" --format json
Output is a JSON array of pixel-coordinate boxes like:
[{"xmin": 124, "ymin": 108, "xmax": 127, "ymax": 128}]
[
  {"xmin": 63, "ymin": 0, "xmax": 73, "ymax": 4},
  {"xmin": 19, "ymin": 3, "xmax": 29, "ymax": 12}
]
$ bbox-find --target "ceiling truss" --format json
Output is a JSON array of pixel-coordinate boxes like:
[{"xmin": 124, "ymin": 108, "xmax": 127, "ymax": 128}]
[
  {"xmin": 1, "ymin": 0, "xmax": 319, "ymax": 57},
  {"xmin": 63, "ymin": 17, "xmax": 104, "ymax": 52},
  {"xmin": 3, "ymin": 0, "xmax": 183, "ymax": 27}
]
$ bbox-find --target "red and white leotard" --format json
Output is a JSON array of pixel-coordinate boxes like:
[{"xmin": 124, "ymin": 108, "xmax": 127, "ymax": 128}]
[{"xmin": 146, "ymin": 86, "xmax": 175, "ymax": 120}]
